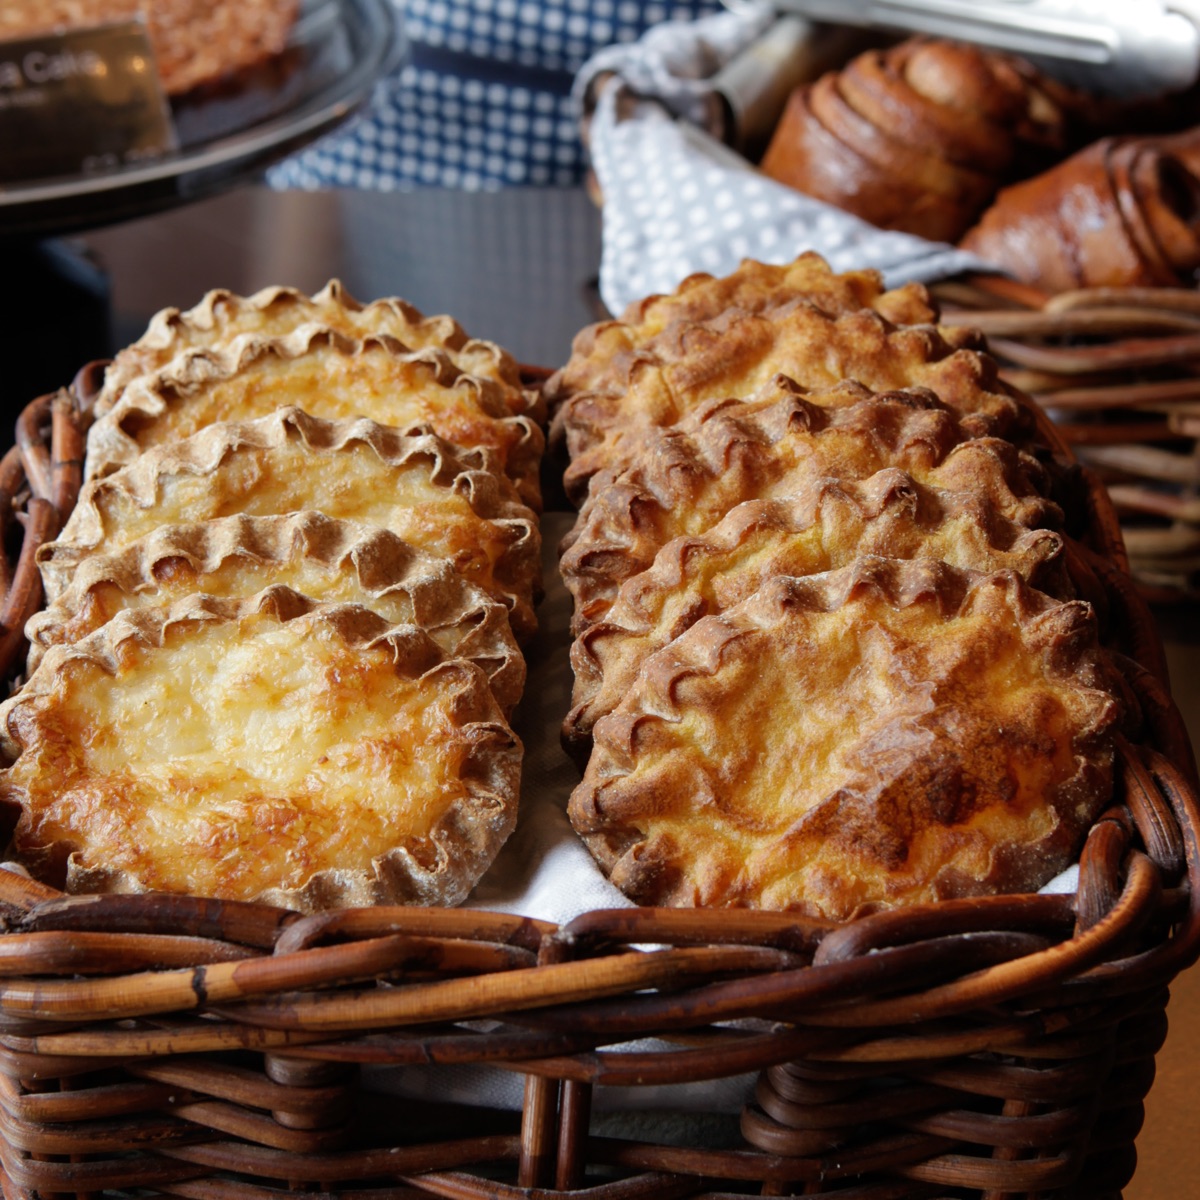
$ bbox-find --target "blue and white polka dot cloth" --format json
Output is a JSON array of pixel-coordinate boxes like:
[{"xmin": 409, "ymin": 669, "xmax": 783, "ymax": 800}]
[
  {"xmin": 576, "ymin": 6, "xmax": 990, "ymax": 316},
  {"xmin": 588, "ymin": 90, "xmax": 990, "ymax": 316},
  {"xmin": 269, "ymin": 0, "xmax": 725, "ymax": 191}
]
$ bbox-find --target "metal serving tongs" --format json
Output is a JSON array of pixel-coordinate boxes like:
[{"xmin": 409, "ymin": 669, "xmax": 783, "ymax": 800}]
[{"xmin": 722, "ymin": 0, "xmax": 1200, "ymax": 96}]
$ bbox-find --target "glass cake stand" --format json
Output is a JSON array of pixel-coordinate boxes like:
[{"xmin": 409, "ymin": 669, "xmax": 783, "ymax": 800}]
[{"xmin": 0, "ymin": 0, "xmax": 402, "ymax": 240}]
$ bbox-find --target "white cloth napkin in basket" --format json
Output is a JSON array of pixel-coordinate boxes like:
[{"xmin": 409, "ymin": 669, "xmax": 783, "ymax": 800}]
[
  {"xmin": 467, "ymin": 512, "xmax": 634, "ymax": 926},
  {"xmin": 573, "ymin": 3, "xmax": 989, "ymax": 317}
]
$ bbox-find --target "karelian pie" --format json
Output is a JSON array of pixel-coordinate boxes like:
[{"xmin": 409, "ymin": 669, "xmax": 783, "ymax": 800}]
[
  {"xmin": 568, "ymin": 560, "xmax": 1124, "ymax": 918},
  {"xmin": 559, "ymin": 377, "xmax": 1058, "ymax": 631},
  {"xmin": 26, "ymin": 512, "xmax": 526, "ymax": 716},
  {"xmin": 96, "ymin": 280, "xmax": 541, "ymax": 422},
  {"xmin": 1, "ymin": 594, "xmax": 521, "ymax": 909},
  {"xmin": 9, "ymin": 283, "xmax": 545, "ymax": 912},
  {"xmin": 85, "ymin": 328, "xmax": 545, "ymax": 510},
  {"xmin": 544, "ymin": 252, "xmax": 943, "ymax": 407},
  {"xmin": 552, "ymin": 302, "xmax": 1030, "ymax": 503},
  {"xmin": 38, "ymin": 408, "xmax": 542, "ymax": 642},
  {"xmin": 562, "ymin": 465, "xmax": 1071, "ymax": 756},
  {"xmin": 555, "ymin": 252, "xmax": 1132, "ymax": 917}
]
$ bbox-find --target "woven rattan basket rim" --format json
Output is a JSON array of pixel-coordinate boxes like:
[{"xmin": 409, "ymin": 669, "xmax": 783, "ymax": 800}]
[{"xmin": 935, "ymin": 274, "xmax": 1200, "ymax": 607}]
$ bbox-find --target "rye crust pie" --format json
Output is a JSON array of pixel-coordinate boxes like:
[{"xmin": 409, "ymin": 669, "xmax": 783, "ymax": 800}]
[
  {"xmin": 4, "ymin": 259, "xmax": 1130, "ymax": 920},
  {"xmin": 552, "ymin": 303, "xmax": 1030, "ymax": 504},
  {"xmin": 559, "ymin": 377, "xmax": 1058, "ymax": 632},
  {"xmin": 40, "ymin": 408, "xmax": 542, "ymax": 642},
  {"xmin": 556, "ymin": 253, "xmax": 1132, "ymax": 917},
  {"xmin": 7, "ymin": 282, "xmax": 545, "ymax": 912},
  {"xmin": 96, "ymin": 281, "xmax": 541, "ymax": 422},
  {"xmin": 26, "ymin": 512, "xmax": 526, "ymax": 716},
  {"xmin": 1, "ymin": 596, "xmax": 522, "ymax": 909},
  {"xmin": 562, "ymin": 467, "xmax": 1072, "ymax": 755},
  {"xmin": 85, "ymin": 328, "xmax": 545, "ymax": 510},
  {"xmin": 544, "ymin": 252, "xmax": 943, "ymax": 407},
  {"xmin": 568, "ymin": 560, "xmax": 1124, "ymax": 918}
]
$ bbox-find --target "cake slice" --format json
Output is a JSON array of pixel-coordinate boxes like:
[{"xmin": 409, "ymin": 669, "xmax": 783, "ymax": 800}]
[{"xmin": 0, "ymin": 0, "xmax": 301, "ymax": 96}]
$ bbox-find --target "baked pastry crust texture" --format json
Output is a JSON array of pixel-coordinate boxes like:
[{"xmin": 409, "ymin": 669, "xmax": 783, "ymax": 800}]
[
  {"xmin": 557, "ymin": 252, "xmax": 1130, "ymax": 920},
  {"xmin": 42, "ymin": 407, "xmax": 542, "ymax": 643},
  {"xmin": 4, "ymin": 282, "xmax": 540, "ymax": 912},
  {"xmin": 86, "ymin": 328, "xmax": 545, "ymax": 511},
  {"xmin": 2, "ymin": 597, "xmax": 520, "ymax": 910}
]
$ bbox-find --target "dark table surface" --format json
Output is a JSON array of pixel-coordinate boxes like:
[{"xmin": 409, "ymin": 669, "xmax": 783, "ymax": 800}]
[
  {"xmin": 8, "ymin": 183, "xmax": 1200, "ymax": 1197},
  {"xmin": 95, "ymin": 185, "xmax": 606, "ymax": 374}
]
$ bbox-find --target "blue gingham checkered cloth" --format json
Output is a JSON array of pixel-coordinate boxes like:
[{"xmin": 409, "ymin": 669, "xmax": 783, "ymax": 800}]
[{"xmin": 269, "ymin": 0, "xmax": 724, "ymax": 190}]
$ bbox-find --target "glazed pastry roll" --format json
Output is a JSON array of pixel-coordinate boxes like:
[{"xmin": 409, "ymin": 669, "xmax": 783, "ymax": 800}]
[
  {"xmin": 39, "ymin": 409, "xmax": 542, "ymax": 642},
  {"xmin": 760, "ymin": 38, "xmax": 1072, "ymax": 242},
  {"xmin": 960, "ymin": 136, "xmax": 1200, "ymax": 292},
  {"xmin": 1153, "ymin": 124, "xmax": 1200, "ymax": 183},
  {"xmin": 569, "ymin": 559, "xmax": 1123, "ymax": 918},
  {"xmin": 86, "ymin": 328, "xmax": 545, "ymax": 510},
  {"xmin": 26, "ymin": 512, "xmax": 526, "ymax": 716},
  {"xmin": 96, "ymin": 280, "xmax": 540, "ymax": 421},
  {"xmin": 1, "ymin": 595, "xmax": 521, "ymax": 909}
]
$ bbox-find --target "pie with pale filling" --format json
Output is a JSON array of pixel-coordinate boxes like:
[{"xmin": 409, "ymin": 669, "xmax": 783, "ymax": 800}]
[
  {"xmin": 563, "ymin": 466, "xmax": 1071, "ymax": 755},
  {"xmin": 28, "ymin": 512, "xmax": 525, "ymax": 716},
  {"xmin": 560, "ymin": 377, "xmax": 1055, "ymax": 632},
  {"xmin": 3, "ymin": 596, "xmax": 521, "ymax": 909},
  {"xmin": 86, "ymin": 328, "xmax": 544, "ymax": 510},
  {"xmin": 552, "ymin": 304, "xmax": 1028, "ymax": 505},
  {"xmin": 568, "ymin": 560, "xmax": 1123, "ymax": 918},
  {"xmin": 41, "ymin": 408, "xmax": 542, "ymax": 642},
  {"xmin": 545, "ymin": 252, "xmax": 944, "ymax": 409},
  {"xmin": 97, "ymin": 281, "xmax": 538, "ymax": 422}
]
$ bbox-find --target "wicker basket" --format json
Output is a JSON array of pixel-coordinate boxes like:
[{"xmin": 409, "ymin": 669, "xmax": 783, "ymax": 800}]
[
  {"xmin": 0, "ymin": 371, "xmax": 1194, "ymax": 1200},
  {"xmin": 933, "ymin": 276, "xmax": 1200, "ymax": 605}
]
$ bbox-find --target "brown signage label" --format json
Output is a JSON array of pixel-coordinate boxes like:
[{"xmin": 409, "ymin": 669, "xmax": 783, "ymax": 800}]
[{"xmin": 0, "ymin": 21, "xmax": 176, "ymax": 186}]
